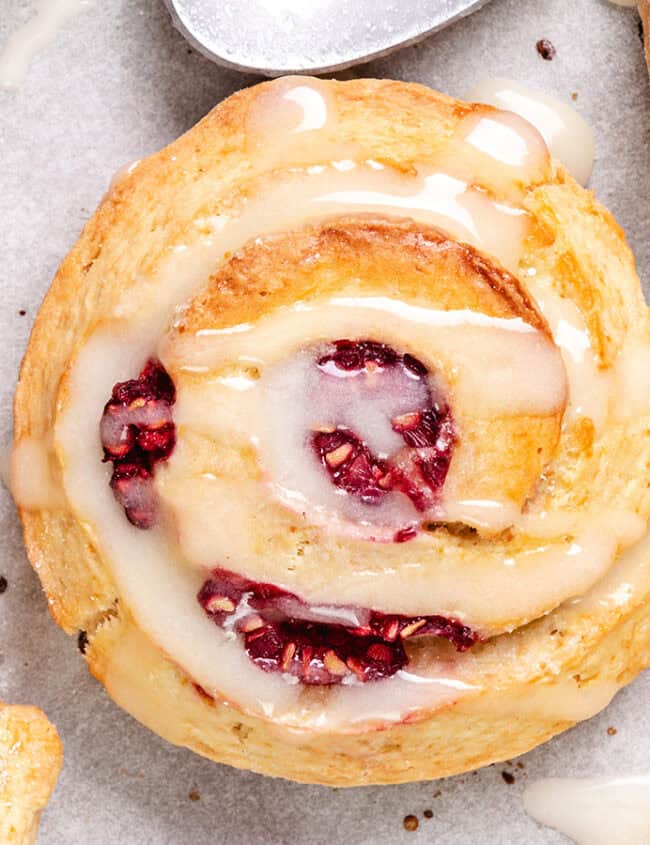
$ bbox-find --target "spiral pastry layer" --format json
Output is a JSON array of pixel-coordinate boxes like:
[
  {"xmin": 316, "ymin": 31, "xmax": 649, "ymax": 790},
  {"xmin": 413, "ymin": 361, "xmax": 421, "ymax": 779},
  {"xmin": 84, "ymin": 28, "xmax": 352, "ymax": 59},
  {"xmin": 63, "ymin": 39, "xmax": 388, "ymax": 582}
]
[{"xmin": 14, "ymin": 77, "xmax": 650, "ymax": 784}]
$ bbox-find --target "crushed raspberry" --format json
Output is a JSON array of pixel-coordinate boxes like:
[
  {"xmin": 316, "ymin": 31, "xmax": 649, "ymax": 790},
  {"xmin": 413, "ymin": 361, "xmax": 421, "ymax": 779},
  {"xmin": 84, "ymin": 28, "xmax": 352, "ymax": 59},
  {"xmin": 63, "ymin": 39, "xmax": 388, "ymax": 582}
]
[
  {"xmin": 100, "ymin": 359, "xmax": 176, "ymax": 528},
  {"xmin": 393, "ymin": 526, "xmax": 417, "ymax": 543},
  {"xmin": 312, "ymin": 340, "xmax": 455, "ymax": 523},
  {"xmin": 199, "ymin": 568, "xmax": 478, "ymax": 686},
  {"xmin": 317, "ymin": 339, "xmax": 399, "ymax": 373},
  {"xmin": 312, "ymin": 428, "xmax": 389, "ymax": 505}
]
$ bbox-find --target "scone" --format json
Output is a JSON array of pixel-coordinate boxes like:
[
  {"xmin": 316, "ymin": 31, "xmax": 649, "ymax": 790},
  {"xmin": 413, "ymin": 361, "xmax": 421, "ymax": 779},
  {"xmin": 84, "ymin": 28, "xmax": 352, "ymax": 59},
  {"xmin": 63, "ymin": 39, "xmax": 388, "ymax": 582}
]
[
  {"xmin": 13, "ymin": 77, "xmax": 650, "ymax": 785},
  {"xmin": 0, "ymin": 704, "xmax": 62, "ymax": 844}
]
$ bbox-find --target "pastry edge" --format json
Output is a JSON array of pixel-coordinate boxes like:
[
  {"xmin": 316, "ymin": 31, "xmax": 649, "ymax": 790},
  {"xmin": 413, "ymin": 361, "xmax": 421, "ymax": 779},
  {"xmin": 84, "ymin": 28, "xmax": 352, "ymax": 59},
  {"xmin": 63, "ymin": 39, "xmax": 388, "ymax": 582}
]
[{"xmin": 0, "ymin": 704, "xmax": 62, "ymax": 844}]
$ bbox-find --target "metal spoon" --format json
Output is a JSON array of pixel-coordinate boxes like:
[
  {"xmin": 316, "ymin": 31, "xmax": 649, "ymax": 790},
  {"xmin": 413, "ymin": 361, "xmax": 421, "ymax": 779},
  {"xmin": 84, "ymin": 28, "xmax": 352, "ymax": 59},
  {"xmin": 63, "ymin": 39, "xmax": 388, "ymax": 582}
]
[{"xmin": 164, "ymin": 0, "xmax": 493, "ymax": 76}]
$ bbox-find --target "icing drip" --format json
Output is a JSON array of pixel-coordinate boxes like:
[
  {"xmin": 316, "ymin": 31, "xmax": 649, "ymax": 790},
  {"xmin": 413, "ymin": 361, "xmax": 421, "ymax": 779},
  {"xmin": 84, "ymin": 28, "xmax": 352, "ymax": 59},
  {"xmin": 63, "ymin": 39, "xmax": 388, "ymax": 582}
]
[
  {"xmin": 0, "ymin": 0, "xmax": 92, "ymax": 90},
  {"xmin": 107, "ymin": 159, "xmax": 141, "ymax": 194},
  {"xmin": 245, "ymin": 76, "xmax": 350, "ymax": 170},
  {"xmin": 524, "ymin": 776, "xmax": 650, "ymax": 845},
  {"xmin": 10, "ymin": 436, "xmax": 64, "ymax": 510},
  {"xmin": 527, "ymin": 276, "xmax": 613, "ymax": 432},
  {"xmin": 466, "ymin": 78, "xmax": 595, "ymax": 186}
]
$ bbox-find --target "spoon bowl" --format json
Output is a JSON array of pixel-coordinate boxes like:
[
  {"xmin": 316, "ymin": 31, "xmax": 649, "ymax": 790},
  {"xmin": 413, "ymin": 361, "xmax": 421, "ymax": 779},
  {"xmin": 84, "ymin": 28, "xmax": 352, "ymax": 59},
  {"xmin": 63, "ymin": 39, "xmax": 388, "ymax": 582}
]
[{"xmin": 164, "ymin": 0, "xmax": 493, "ymax": 76}]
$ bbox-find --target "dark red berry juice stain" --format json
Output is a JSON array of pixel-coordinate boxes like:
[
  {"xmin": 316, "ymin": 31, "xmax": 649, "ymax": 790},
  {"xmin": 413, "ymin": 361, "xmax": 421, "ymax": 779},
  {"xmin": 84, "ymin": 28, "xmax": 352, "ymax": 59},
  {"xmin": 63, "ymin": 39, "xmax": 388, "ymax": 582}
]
[
  {"xmin": 199, "ymin": 568, "xmax": 478, "ymax": 686},
  {"xmin": 100, "ymin": 359, "xmax": 176, "ymax": 528},
  {"xmin": 312, "ymin": 340, "xmax": 455, "ymax": 521}
]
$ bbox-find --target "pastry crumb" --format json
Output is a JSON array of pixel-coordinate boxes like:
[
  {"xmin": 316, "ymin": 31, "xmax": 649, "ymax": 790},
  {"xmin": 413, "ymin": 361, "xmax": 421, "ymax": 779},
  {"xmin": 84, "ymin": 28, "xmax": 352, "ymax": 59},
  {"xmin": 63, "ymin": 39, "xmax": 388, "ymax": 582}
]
[
  {"xmin": 77, "ymin": 630, "xmax": 89, "ymax": 654},
  {"xmin": 423, "ymin": 809, "xmax": 433, "ymax": 819},
  {"xmin": 188, "ymin": 790, "xmax": 201, "ymax": 801},
  {"xmin": 607, "ymin": 726, "xmax": 617, "ymax": 736},
  {"xmin": 502, "ymin": 771, "xmax": 515, "ymax": 785},
  {"xmin": 571, "ymin": 92, "xmax": 578, "ymax": 101},
  {"xmin": 0, "ymin": 576, "xmax": 7, "ymax": 594},
  {"xmin": 536, "ymin": 39, "xmax": 556, "ymax": 60},
  {"xmin": 18, "ymin": 309, "xmax": 26, "ymax": 316},
  {"xmin": 516, "ymin": 761, "xmax": 525, "ymax": 770},
  {"xmin": 433, "ymin": 790, "xmax": 441, "ymax": 798},
  {"xmin": 403, "ymin": 814, "xmax": 419, "ymax": 832}
]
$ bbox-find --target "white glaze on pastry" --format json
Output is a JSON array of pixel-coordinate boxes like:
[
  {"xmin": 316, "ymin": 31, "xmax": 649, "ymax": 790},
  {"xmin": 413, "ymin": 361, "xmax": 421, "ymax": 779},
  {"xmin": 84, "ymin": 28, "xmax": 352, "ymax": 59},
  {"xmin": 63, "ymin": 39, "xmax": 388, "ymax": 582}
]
[
  {"xmin": 614, "ymin": 339, "xmax": 650, "ymax": 417},
  {"xmin": 171, "ymin": 299, "xmax": 566, "ymax": 416},
  {"xmin": 107, "ymin": 159, "xmax": 141, "ymax": 194},
  {"xmin": 466, "ymin": 78, "xmax": 595, "ymax": 186},
  {"xmin": 526, "ymin": 275, "xmax": 614, "ymax": 432},
  {"xmin": 10, "ymin": 436, "xmax": 64, "ymax": 510}
]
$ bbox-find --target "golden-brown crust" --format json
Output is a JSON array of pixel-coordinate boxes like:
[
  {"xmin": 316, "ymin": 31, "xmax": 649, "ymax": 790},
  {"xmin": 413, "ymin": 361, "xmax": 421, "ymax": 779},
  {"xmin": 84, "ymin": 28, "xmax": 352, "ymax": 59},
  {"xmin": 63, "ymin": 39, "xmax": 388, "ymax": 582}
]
[
  {"xmin": 0, "ymin": 704, "xmax": 62, "ymax": 844},
  {"xmin": 13, "ymin": 78, "xmax": 650, "ymax": 784},
  {"xmin": 179, "ymin": 215, "xmax": 550, "ymax": 336}
]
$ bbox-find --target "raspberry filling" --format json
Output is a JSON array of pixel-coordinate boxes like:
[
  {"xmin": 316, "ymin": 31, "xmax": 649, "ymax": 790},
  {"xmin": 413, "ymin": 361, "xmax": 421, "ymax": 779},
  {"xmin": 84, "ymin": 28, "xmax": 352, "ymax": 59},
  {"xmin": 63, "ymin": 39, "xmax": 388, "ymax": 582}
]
[
  {"xmin": 311, "ymin": 340, "xmax": 455, "ymax": 526},
  {"xmin": 100, "ymin": 359, "xmax": 176, "ymax": 528},
  {"xmin": 199, "ymin": 568, "xmax": 478, "ymax": 685}
]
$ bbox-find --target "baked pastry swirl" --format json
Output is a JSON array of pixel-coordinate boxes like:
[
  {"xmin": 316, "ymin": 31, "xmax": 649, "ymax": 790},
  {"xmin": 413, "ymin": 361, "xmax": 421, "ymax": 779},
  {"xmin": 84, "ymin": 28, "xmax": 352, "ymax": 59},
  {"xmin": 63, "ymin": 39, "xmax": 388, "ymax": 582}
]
[
  {"xmin": 0, "ymin": 703, "xmax": 62, "ymax": 844},
  {"xmin": 13, "ymin": 77, "xmax": 650, "ymax": 784}
]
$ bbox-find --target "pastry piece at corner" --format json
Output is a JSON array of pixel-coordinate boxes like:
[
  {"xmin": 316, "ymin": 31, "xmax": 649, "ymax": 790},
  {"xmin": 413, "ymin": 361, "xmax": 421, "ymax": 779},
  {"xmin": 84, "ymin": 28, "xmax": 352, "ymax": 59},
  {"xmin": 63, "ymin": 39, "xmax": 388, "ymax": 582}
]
[
  {"xmin": 0, "ymin": 703, "xmax": 62, "ymax": 844},
  {"xmin": 641, "ymin": 1, "xmax": 650, "ymax": 75},
  {"xmin": 12, "ymin": 76, "xmax": 650, "ymax": 785}
]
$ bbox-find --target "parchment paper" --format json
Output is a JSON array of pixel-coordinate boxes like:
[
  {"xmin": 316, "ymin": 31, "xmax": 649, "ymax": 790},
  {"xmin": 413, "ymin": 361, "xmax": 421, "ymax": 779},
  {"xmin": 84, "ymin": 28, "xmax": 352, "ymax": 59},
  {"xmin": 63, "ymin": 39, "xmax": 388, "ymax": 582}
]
[{"xmin": 1, "ymin": 1, "xmax": 649, "ymax": 842}]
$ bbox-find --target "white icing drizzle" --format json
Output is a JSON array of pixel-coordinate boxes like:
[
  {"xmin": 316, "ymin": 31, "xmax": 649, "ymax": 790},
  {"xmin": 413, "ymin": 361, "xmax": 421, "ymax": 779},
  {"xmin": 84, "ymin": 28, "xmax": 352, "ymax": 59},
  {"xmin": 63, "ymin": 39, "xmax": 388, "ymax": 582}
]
[
  {"xmin": 172, "ymin": 300, "xmax": 566, "ymax": 415},
  {"xmin": 438, "ymin": 109, "xmax": 549, "ymax": 205},
  {"xmin": 614, "ymin": 339, "xmax": 650, "ymax": 418},
  {"xmin": 524, "ymin": 776, "xmax": 650, "ymax": 845},
  {"xmin": 107, "ymin": 159, "xmax": 141, "ymax": 194},
  {"xmin": 0, "ymin": 0, "xmax": 92, "ymax": 91},
  {"xmin": 526, "ymin": 277, "xmax": 650, "ymax": 431},
  {"xmin": 247, "ymin": 75, "xmax": 335, "ymax": 138},
  {"xmin": 466, "ymin": 78, "xmax": 595, "ymax": 186},
  {"xmin": 10, "ymin": 436, "xmax": 65, "ymax": 510},
  {"xmin": 466, "ymin": 673, "xmax": 621, "ymax": 735},
  {"xmin": 571, "ymin": 529, "xmax": 650, "ymax": 614},
  {"xmin": 244, "ymin": 75, "xmax": 354, "ymax": 171},
  {"xmin": 152, "ymin": 466, "xmax": 648, "ymax": 625},
  {"xmin": 107, "ymin": 160, "xmax": 529, "ymax": 344},
  {"xmin": 463, "ymin": 112, "xmax": 540, "ymax": 168},
  {"xmin": 526, "ymin": 276, "xmax": 614, "ymax": 432}
]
